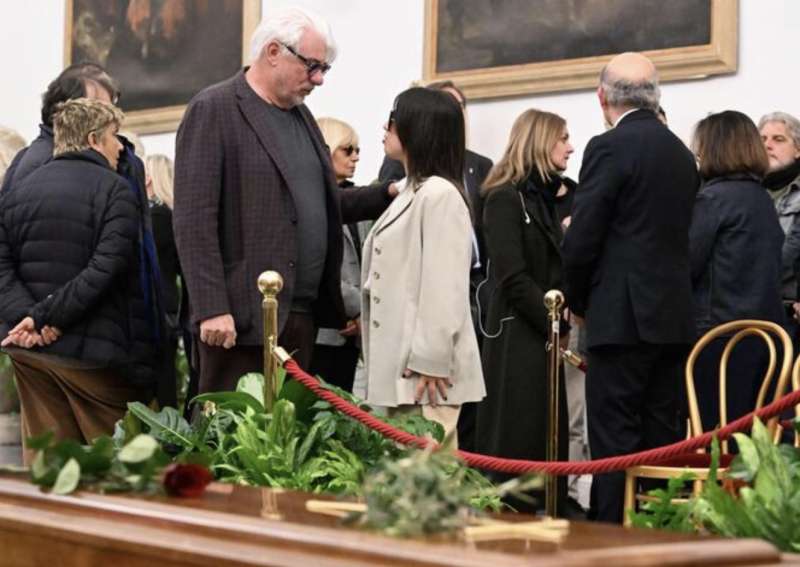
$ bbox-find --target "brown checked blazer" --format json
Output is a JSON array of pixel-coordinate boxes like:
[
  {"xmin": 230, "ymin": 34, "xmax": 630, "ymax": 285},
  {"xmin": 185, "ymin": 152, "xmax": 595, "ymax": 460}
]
[{"xmin": 173, "ymin": 70, "xmax": 392, "ymax": 345}]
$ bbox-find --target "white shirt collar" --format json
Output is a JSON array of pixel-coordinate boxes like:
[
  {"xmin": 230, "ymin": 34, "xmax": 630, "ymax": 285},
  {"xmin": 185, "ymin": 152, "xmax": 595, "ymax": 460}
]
[{"xmin": 613, "ymin": 108, "xmax": 641, "ymax": 128}]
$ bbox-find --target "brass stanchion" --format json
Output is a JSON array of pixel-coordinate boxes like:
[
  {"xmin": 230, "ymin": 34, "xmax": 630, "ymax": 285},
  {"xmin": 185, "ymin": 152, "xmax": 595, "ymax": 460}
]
[
  {"xmin": 258, "ymin": 271, "xmax": 283, "ymax": 412},
  {"xmin": 543, "ymin": 289, "xmax": 564, "ymax": 518}
]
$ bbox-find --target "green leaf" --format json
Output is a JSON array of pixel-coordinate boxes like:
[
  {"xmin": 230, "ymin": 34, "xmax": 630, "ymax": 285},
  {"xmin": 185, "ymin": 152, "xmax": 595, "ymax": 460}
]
[
  {"xmin": 127, "ymin": 402, "xmax": 195, "ymax": 448},
  {"xmin": 734, "ymin": 434, "xmax": 760, "ymax": 476},
  {"xmin": 118, "ymin": 434, "xmax": 159, "ymax": 464},
  {"xmin": 26, "ymin": 432, "xmax": 54, "ymax": 451},
  {"xmin": 236, "ymin": 373, "xmax": 266, "ymax": 408},
  {"xmin": 191, "ymin": 391, "xmax": 264, "ymax": 415},
  {"xmin": 52, "ymin": 458, "xmax": 81, "ymax": 495},
  {"xmin": 279, "ymin": 378, "xmax": 319, "ymax": 423}
]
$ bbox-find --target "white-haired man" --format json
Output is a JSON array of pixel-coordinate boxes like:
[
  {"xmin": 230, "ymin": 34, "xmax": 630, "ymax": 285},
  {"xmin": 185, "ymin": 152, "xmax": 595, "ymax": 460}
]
[
  {"xmin": 759, "ymin": 112, "xmax": 800, "ymax": 314},
  {"xmin": 562, "ymin": 52, "xmax": 700, "ymax": 523},
  {"xmin": 174, "ymin": 7, "xmax": 394, "ymax": 393}
]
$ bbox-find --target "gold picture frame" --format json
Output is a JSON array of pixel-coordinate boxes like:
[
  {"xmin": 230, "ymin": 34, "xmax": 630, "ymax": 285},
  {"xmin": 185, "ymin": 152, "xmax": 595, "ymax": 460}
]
[
  {"xmin": 64, "ymin": 0, "xmax": 261, "ymax": 134},
  {"xmin": 423, "ymin": 0, "xmax": 738, "ymax": 100}
]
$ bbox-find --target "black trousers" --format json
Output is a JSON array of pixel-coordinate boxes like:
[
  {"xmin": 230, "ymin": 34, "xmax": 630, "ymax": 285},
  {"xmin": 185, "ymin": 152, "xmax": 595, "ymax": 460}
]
[
  {"xmin": 197, "ymin": 312, "xmax": 316, "ymax": 394},
  {"xmin": 586, "ymin": 343, "xmax": 688, "ymax": 524},
  {"xmin": 309, "ymin": 341, "xmax": 359, "ymax": 392}
]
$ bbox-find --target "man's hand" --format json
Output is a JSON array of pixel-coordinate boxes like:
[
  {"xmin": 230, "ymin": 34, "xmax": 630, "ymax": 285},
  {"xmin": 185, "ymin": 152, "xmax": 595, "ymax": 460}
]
[
  {"xmin": 200, "ymin": 313, "xmax": 237, "ymax": 349},
  {"xmin": 1, "ymin": 317, "xmax": 43, "ymax": 348},
  {"xmin": 793, "ymin": 302, "xmax": 800, "ymax": 322},
  {"xmin": 388, "ymin": 183, "xmax": 399, "ymax": 197},
  {"xmin": 404, "ymin": 369, "xmax": 453, "ymax": 408},
  {"xmin": 339, "ymin": 318, "xmax": 360, "ymax": 337}
]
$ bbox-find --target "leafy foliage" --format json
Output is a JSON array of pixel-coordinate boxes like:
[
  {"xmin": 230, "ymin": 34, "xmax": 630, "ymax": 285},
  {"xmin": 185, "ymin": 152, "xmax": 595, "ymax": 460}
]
[
  {"xmin": 112, "ymin": 372, "xmax": 497, "ymax": 505},
  {"xmin": 631, "ymin": 418, "xmax": 800, "ymax": 552},
  {"xmin": 352, "ymin": 441, "xmax": 539, "ymax": 537},
  {"xmin": 29, "ymin": 432, "xmax": 170, "ymax": 494}
]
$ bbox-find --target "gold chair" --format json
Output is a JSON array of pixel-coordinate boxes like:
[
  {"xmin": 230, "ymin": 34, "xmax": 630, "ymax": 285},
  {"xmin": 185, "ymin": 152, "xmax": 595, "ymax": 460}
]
[{"xmin": 622, "ymin": 320, "xmax": 793, "ymax": 526}]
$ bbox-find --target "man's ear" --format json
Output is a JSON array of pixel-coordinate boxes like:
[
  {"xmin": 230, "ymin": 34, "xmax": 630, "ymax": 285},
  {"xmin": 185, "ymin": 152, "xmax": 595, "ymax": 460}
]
[
  {"xmin": 597, "ymin": 86, "xmax": 607, "ymax": 109},
  {"xmin": 263, "ymin": 41, "xmax": 282, "ymax": 66}
]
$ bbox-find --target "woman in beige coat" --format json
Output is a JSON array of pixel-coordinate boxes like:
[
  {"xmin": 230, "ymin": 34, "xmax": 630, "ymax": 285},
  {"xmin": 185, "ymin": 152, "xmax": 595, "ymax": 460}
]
[{"xmin": 360, "ymin": 88, "xmax": 486, "ymax": 440}]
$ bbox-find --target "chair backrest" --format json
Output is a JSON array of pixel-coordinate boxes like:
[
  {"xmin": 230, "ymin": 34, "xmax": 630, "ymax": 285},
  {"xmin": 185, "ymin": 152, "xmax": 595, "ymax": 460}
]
[{"xmin": 685, "ymin": 320, "xmax": 793, "ymax": 453}]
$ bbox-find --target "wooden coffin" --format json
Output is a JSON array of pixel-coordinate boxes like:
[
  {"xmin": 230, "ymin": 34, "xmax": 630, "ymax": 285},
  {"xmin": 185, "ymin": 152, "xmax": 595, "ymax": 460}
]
[{"xmin": 0, "ymin": 474, "xmax": 793, "ymax": 567}]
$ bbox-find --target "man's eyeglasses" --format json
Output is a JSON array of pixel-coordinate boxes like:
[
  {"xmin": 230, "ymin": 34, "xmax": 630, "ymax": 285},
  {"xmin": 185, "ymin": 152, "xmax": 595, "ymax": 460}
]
[
  {"xmin": 387, "ymin": 110, "xmax": 396, "ymax": 129},
  {"xmin": 342, "ymin": 145, "xmax": 360, "ymax": 157},
  {"xmin": 279, "ymin": 42, "xmax": 331, "ymax": 77}
]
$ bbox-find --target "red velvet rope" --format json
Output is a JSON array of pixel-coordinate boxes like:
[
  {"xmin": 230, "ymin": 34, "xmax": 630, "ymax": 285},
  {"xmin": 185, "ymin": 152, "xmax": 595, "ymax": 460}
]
[{"xmin": 284, "ymin": 359, "xmax": 800, "ymax": 476}]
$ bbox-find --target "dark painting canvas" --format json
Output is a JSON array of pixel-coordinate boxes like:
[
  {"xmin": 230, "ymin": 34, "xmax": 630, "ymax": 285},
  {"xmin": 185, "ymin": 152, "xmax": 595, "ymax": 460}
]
[
  {"xmin": 436, "ymin": 0, "xmax": 712, "ymax": 73},
  {"xmin": 69, "ymin": 0, "xmax": 245, "ymax": 113}
]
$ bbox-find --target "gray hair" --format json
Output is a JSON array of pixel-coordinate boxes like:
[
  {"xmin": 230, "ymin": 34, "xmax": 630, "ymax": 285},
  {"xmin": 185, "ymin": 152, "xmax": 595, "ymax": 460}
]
[
  {"xmin": 599, "ymin": 65, "xmax": 661, "ymax": 112},
  {"xmin": 249, "ymin": 7, "xmax": 337, "ymax": 64},
  {"xmin": 758, "ymin": 112, "xmax": 800, "ymax": 148}
]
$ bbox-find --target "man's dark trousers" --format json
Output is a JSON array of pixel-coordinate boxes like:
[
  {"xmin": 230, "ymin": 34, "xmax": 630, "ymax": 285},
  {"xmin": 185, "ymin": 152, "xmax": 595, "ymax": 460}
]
[{"xmin": 586, "ymin": 342, "xmax": 687, "ymax": 523}]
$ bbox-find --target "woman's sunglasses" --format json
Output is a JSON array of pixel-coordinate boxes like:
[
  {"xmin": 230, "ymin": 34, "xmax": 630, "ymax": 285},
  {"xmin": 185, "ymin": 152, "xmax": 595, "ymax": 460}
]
[{"xmin": 342, "ymin": 145, "xmax": 360, "ymax": 157}]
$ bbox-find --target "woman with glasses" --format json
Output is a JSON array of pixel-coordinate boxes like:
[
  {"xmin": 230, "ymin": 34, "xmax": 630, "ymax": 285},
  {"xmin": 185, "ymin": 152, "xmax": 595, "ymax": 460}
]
[
  {"xmin": 359, "ymin": 88, "xmax": 486, "ymax": 441},
  {"xmin": 309, "ymin": 117, "xmax": 366, "ymax": 392},
  {"xmin": 474, "ymin": 109, "xmax": 574, "ymax": 513}
]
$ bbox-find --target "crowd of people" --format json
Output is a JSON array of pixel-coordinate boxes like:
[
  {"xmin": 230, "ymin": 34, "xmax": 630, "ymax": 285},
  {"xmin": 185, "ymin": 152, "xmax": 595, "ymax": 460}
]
[{"xmin": 0, "ymin": 7, "xmax": 797, "ymax": 524}]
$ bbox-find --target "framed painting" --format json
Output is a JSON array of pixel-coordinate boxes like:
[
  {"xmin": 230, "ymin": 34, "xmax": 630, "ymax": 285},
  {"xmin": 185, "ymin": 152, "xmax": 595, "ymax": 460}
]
[
  {"xmin": 64, "ymin": 0, "xmax": 261, "ymax": 134},
  {"xmin": 423, "ymin": 0, "xmax": 738, "ymax": 100}
]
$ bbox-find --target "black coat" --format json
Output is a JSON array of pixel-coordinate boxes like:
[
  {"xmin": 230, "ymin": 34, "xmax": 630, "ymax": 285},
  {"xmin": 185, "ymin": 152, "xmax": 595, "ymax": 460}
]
[
  {"xmin": 0, "ymin": 150, "xmax": 156, "ymax": 384},
  {"xmin": 475, "ymin": 177, "xmax": 568, "ymax": 472},
  {"xmin": 562, "ymin": 110, "xmax": 700, "ymax": 348},
  {"xmin": 690, "ymin": 174, "xmax": 785, "ymax": 333}
]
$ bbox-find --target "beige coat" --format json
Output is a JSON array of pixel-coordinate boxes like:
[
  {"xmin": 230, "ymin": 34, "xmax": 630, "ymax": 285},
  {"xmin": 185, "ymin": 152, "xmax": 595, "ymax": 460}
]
[{"xmin": 360, "ymin": 176, "xmax": 486, "ymax": 407}]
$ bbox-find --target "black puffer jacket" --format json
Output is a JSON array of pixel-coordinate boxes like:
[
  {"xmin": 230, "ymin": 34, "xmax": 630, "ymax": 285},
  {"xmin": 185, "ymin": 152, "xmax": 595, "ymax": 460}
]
[{"xmin": 0, "ymin": 149, "xmax": 156, "ymax": 384}]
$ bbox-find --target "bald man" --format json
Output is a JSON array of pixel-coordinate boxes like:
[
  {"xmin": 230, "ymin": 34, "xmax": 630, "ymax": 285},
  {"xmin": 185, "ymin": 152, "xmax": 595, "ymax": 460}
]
[{"xmin": 562, "ymin": 53, "xmax": 700, "ymax": 523}]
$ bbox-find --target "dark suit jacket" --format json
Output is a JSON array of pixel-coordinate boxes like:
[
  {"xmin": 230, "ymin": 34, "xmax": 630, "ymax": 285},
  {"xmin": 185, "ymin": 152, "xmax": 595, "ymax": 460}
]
[
  {"xmin": 173, "ymin": 70, "xmax": 392, "ymax": 345},
  {"xmin": 562, "ymin": 109, "xmax": 700, "ymax": 348},
  {"xmin": 379, "ymin": 150, "xmax": 493, "ymax": 263}
]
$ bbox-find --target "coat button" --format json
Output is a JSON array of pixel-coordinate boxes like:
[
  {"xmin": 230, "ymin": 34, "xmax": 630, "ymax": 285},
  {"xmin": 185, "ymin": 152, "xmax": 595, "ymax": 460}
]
[
  {"xmin": 374, "ymin": 296, "xmax": 381, "ymax": 304},
  {"xmin": 373, "ymin": 320, "xmax": 380, "ymax": 328},
  {"xmin": 373, "ymin": 271, "xmax": 380, "ymax": 280},
  {"xmin": 375, "ymin": 247, "xmax": 382, "ymax": 255},
  {"xmin": 289, "ymin": 261, "xmax": 296, "ymax": 268}
]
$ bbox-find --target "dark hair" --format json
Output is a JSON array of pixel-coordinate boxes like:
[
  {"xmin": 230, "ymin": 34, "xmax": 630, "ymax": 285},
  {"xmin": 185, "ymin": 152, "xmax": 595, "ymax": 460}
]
[
  {"xmin": 692, "ymin": 110, "xmax": 769, "ymax": 180},
  {"xmin": 426, "ymin": 80, "xmax": 467, "ymax": 107},
  {"xmin": 41, "ymin": 63, "xmax": 119, "ymax": 127},
  {"xmin": 393, "ymin": 87, "xmax": 465, "ymax": 192}
]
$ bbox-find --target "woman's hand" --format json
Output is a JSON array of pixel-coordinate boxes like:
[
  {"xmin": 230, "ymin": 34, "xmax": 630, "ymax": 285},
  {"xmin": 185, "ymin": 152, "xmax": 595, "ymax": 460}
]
[
  {"xmin": 403, "ymin": 369, "xmax": 453, "ymax": 407},
  {"xmin": 2, "ymin": 317, "xmax": 42, "ymax": 348}
]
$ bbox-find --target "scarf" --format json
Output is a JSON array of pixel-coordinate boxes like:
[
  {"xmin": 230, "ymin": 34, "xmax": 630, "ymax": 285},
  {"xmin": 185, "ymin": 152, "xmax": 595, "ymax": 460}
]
[{"xmin": 763, "ymin": 159, "xmax": 800, "ymax": 191}]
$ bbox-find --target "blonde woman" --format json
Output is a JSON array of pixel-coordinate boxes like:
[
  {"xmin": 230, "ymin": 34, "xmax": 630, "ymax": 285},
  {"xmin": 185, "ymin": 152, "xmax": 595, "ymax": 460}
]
[
  {"xmin": 0, "ymin": 127, "xmax": 26, "ymax": 185},
  {"xmin": 474, "ymin": 109, "xmax": 574, "ymax": 513},
  {"xmin": 309, "ymin": 118, "xmax": 365, "ymax": 391}
]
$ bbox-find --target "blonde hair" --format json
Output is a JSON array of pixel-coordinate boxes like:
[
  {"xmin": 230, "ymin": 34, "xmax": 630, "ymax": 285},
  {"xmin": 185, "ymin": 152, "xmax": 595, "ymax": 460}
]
[
  {"xmin": 0, "ymin": 127, "xmax": 26, "ymax": 184},
  {"xmin": 482, "ymin": 109, "xmax": 566, "ymax": 194},
  {"xmin": 53, "ymin": 98, "xmax": 124, "ymax": 156},
  {"xmin": 316, "ymin": 117, "xmax": 358, "ymax": 156},
  {"xmin": 145, "ymin": 154, "xmax": 174, "ymax": 209}
]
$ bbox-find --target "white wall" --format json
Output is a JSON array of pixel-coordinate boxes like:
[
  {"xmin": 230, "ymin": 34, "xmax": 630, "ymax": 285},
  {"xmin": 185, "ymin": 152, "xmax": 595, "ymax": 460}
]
[{"xmin": 1, "ymin": 1, "xmax": 799, "ymax": 182}]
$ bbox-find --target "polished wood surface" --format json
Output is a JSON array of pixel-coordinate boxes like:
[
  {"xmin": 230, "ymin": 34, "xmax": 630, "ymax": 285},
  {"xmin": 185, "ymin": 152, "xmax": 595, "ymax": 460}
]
[{"xmin": 0, "ymin": 474, "xmax": 792, "ymax": 566}]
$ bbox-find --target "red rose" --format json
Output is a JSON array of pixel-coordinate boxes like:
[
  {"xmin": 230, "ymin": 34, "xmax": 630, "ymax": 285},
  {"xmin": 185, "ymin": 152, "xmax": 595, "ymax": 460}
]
[{"xmin": 163, "ymin": 463, "xmax": 214, "ymax": 497}]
